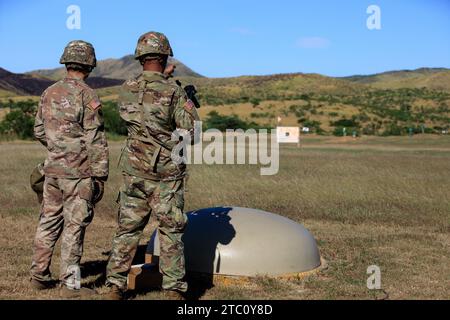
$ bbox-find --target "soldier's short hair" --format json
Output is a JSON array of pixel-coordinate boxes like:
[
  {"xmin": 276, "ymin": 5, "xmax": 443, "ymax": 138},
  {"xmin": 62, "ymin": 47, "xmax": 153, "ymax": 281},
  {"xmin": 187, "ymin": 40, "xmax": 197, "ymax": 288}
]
[
  {"xmin": 65, "ymin": 63, "xmax": 93, "ymax": 73},
  {"xmin": 139, "ymin": 53, "xmax": 168, "ymax": 66}
]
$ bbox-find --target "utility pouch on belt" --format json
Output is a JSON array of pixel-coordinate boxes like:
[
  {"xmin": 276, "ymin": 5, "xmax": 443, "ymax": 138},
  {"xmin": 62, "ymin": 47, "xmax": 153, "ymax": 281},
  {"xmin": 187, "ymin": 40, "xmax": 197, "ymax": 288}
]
[
  {"xmin": 30, "ymin": 162, "xmax": 45, "ymax": 203},
  {"xmin": 92, "ymin": 178, "xmax": 105, "ymax": 204}
]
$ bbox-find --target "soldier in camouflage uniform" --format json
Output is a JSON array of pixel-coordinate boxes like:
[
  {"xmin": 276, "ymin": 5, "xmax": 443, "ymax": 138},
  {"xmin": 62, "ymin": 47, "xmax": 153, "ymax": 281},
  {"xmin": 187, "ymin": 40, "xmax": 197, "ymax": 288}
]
[
  {"xmin": 30, "ymin": 40, "xmax": 109, "ymax": 297},
  {"xmin": 105, "ymin": 31, "xmax": 199, "ymax": 300}
]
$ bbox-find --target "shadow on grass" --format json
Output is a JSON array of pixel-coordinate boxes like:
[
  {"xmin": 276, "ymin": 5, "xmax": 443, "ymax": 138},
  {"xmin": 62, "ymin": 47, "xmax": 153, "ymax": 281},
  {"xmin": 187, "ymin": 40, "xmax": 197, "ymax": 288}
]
[
  {"xmin": 81, "ymin": 259, "xmax": 107, "ymax": 288},
  {"xmin": 127, "ymin": 271, "xmax": 215, "ymax": 300},
  {"xmin": 81, "ymin": 205, "xmax": 237, "ymax": 301},
  {"xmin": 127, "ymin": 206, "xmax": 237, "ymax": 300},
  {"xmin": 81, "ymin": 245, "xmax": 149, "ymax": 289},
  {"xmin": 80, "ymin": 246, "xmax": 213, "ymax": 300}
]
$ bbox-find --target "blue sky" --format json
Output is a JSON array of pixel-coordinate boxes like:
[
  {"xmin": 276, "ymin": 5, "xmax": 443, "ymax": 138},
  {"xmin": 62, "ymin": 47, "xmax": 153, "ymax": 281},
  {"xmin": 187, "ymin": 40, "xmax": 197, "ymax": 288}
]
[{"xmin": 0, "ymin": 0, "xmax": 449, "ymax": 77}]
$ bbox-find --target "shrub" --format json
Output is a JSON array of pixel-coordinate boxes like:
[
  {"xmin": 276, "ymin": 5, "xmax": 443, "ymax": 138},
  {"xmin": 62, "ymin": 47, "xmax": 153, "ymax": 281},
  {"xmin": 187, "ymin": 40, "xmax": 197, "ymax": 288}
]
[
  {"xmin": 250, "ymin": 98, "xmax": 261, "ymax": 108},
  {"xmin": 250, "ymin": 112, "xmax": 271, "ymax": 119},
  {"xmin": 382, "ymin": 123, "xmax": 403, "ymax": 136},
  {"xmin": 299, "ymin": 119, "xmax": 324, "ymax": 134},
  {"xmin": 102, "ymin": 101, "xmax": 127, "ymax": 136},
  {"xmin": 0, "ymin": 109, "xmax": 35, "ymax": 139},
  {"xmin": 203, "ymin": 111, "xmax": 261, "ymax": 131},
  {"xmin": 330, "ymin": 118, "xmax": 359, "ymax": 128}
]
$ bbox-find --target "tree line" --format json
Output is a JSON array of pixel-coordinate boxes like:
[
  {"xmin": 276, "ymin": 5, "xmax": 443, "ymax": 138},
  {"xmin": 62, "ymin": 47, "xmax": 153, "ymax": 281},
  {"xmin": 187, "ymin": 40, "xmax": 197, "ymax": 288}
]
[{"xmin": 1, "ymin": 87, "xmax": 448, "ymax": 140}]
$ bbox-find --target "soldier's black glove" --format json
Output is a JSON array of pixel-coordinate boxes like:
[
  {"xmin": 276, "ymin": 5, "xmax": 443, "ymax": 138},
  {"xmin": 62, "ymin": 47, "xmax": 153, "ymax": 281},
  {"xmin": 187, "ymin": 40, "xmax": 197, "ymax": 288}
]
[{"xmin": 92, "ymin": 177, "xmax": 107, "ymax": 204}]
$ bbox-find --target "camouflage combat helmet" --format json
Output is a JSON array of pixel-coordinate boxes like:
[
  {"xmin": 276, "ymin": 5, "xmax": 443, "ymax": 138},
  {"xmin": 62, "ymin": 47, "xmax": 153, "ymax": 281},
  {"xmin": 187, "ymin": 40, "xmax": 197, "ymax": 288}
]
[
  {"xmin": 134, "ymin": 31, "xmax": 173, "ymax": 59},
  {"xmin": 60, "ymin": 40, "xmax": 97, "ymax": 67}
]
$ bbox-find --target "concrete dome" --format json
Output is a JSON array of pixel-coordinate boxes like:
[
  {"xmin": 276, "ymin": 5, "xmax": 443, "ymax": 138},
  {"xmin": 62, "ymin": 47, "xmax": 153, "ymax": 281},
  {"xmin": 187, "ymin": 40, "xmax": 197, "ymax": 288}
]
[{"xmin": 147, "ymin": 207, "xmax": 321, "ymax": 277}]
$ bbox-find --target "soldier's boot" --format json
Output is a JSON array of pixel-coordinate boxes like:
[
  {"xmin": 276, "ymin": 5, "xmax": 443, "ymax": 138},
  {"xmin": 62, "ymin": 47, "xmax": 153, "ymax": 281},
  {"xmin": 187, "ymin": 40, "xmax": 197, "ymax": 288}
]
[
  {"xmin": 163, "ymin": 289, "xmax": 187, "ymax": 300},
  {"xmin": 59, "ymin": 286, "xmax": 97, "ymax": 299},
  {"xmin": 30, "ymin": 278, "xmax": 55, "ymax": 290},
  {"xmin": 104, "ymin": 285, "xmax": 125, "ymax": 300}
]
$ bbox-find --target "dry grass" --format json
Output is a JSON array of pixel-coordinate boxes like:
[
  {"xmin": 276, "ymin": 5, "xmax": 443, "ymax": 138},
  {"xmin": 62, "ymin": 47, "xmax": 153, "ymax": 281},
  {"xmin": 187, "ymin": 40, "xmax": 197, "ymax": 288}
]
[{"xmin": 0, "ymin": 135, "xmax": 449, "ymax": 300}]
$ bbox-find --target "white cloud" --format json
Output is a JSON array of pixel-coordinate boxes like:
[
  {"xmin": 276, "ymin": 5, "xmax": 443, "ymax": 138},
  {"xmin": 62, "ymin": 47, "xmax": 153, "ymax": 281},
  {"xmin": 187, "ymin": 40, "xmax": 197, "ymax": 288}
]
[{"xmin": 296, "ymin": 37, "xmax": 330, "ymax": 49}]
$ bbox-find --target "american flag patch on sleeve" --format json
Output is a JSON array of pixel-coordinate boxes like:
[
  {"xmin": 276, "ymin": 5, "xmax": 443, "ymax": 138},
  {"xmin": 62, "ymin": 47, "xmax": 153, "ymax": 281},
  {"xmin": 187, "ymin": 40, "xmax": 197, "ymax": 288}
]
[
  {"xmin": 88, "ymin": 99, "xmax": 101, "ymax": 110},
  {"xmin": 184, "ymin": 99, "xmax": 194, "ymax": 111}
]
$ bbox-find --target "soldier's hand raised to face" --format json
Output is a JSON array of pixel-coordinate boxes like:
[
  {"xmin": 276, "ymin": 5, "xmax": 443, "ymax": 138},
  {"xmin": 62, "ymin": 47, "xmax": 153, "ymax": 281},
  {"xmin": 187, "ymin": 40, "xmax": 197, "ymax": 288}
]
[{"xmin": 164, "ymin": 64, "xmax": 176, "ymax": 77}]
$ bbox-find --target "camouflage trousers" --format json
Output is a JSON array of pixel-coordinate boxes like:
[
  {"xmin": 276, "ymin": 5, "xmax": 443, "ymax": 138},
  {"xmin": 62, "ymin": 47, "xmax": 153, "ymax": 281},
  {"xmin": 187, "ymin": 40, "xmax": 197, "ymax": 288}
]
[
  {"xmin": 30, "ymin": 177, "xmax": 94, "ymax": 287},
  {"xmin": 106, "ymin": 174, "xmax": 188, "ymax": 292}
]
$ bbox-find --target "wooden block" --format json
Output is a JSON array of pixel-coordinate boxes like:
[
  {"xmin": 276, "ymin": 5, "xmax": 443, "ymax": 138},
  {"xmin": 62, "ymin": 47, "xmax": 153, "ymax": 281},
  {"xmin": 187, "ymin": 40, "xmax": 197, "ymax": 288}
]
[
  {"xmin": 145, "ymin": 253, "xmax": 159, "ymax": 265},
  {"xmin": 127, "ymin": 263, "xmax": 162, "ymax": 291},
  {"xmin": 144, "ymin": 230, "xmax": 160, "ymax": 265}
]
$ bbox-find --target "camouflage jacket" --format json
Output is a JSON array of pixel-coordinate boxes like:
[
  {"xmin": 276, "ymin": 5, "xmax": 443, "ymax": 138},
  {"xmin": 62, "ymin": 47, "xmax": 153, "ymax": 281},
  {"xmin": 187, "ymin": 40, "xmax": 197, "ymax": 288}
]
[
  {"xmin": 118, "ymin": 71, "xmax": 200, "ymax": 181},
  {"xmin": 34, "ymin": 76, "xmax": 109, "ymax": 179}
]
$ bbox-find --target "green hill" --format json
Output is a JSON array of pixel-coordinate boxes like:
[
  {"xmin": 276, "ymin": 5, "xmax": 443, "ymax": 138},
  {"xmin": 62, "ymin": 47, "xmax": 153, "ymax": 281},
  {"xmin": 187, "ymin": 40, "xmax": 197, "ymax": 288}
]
[
  {"xmin": 95, "ymin": 72, "xmax": 370, "ymax": 103},
  {"xmin": 342, "ymin": 68, "xmax": 450, "ymax": 91},
  {"xmin": 2, "ymin": 65, "xmax": 449, "ymax": 137}
]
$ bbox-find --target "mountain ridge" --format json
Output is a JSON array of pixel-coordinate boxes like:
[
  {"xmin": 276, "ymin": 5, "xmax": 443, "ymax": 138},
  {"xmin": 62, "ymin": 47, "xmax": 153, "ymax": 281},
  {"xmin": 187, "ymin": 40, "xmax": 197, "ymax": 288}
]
[
  {"xmin": 341, "ymin": 67, "xmax": 450, "ymax": 91},
  {"xmin": 27, "ymin": 55, "xmax": 203, "ymax": 80},
  {"xmin": 1, "ymin": 61, "xmax": 450, "ymax": 97},
  {"xmin": 0, "ymin": 67, "xmax": 123, "ymax": 96}
]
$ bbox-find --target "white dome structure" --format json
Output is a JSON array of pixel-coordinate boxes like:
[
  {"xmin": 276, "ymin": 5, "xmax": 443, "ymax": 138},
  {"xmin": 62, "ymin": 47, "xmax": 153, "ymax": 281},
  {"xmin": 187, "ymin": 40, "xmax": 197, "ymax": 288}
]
[{"xmin": 147, "ymin": 207, "xmax": 321, "ymax": 277}]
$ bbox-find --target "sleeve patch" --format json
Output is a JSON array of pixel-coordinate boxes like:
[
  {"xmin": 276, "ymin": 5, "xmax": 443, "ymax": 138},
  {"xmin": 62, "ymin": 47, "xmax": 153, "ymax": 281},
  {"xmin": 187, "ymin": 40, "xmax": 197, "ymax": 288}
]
[
  {"xmin": 184, "ymin": 99, "xmax": 194, "ymax": 111},
  {"xmin": 88, "ymin": 99, "xmax": 101, "ymax": 110}
]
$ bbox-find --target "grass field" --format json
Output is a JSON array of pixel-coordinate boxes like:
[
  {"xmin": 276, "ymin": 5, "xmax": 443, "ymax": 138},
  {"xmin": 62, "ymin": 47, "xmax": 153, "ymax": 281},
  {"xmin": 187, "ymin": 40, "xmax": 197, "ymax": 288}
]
[{"xmin": 0, "ymin": 135, "xmax": 449, "ymax": 300}]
